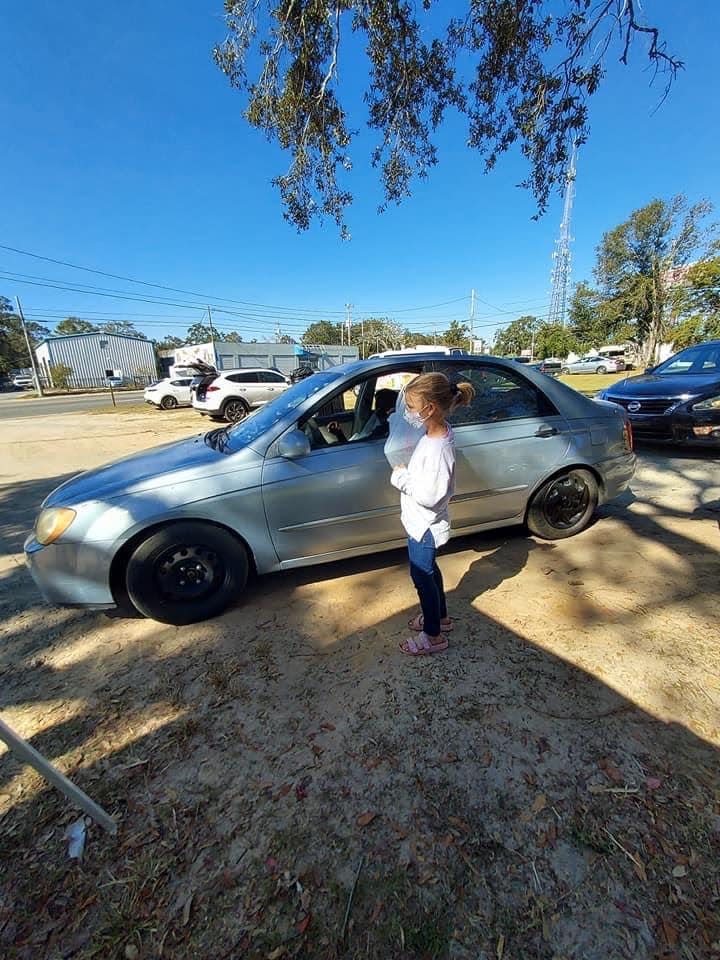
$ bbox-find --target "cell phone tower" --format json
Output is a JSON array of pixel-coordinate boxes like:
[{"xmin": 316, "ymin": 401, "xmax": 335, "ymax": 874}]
[{"xmin": 547, "ymin": 141, "xmax": 579, "ymax": 327}]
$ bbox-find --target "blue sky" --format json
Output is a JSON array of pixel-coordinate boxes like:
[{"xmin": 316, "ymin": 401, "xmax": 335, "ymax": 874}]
[{"xmin": 1, "ymin": 1, "xmax": 717, "ymax": 345}]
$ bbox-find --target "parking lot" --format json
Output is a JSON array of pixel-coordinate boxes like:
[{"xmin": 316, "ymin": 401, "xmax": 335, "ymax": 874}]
[{"xmin": 1, "ymin": 403, "xmax": 719, "ymax": 959}]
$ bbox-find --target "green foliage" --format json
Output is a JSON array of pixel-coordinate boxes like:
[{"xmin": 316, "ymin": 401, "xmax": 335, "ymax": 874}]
[
  {"xmin": 443, "ymin": 319, "xmax": 470, "ymax": 349},
  {"xmin": 534, "ymin": 322, "xmax": 578, "ymax": 360},
  {"xmin": 55, "ymin": 317, "xmax": 99, "ymax": 335},
  {"xmin": 49, "ymin": 363, "xmax": 73, "ymax": 391},
  {"xmin": 0, "ymin": 296, "xmax": 50, "ymax": 375},
  {"xmin": 156, "ymin": 335, "xmax": 185, "ymax": 351},
  {"xmin": 222, "ymin": 330, "xmax": 244, "ymax": 342},
  {"xmin": 301, "ymin": 320, "xmax": 342, "ymax": 345},
  {"xmin": 98, "ymin": 320, "xmax": 147, "ymax": 338},
  {"xmin": 595, "ymin": 195, "xmax": 716, "ymax": 361},
  {"xmin": 214, "ymin": 2, "xmax": 679, "ymax": 235},
  {"xmin": 493, "ymin": 315, "xmax": 537, "ymax": 356},
  {"xmin": 185, "ymin": 323, "xmax": 215, "ymax": 344}
]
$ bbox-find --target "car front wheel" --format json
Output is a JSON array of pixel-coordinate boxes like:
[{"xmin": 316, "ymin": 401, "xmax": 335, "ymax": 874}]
[
  {"xmin": 223, "ymin": 398, "xmax": 249, "ymax": 423},
  {"xmin": 125, "ymin": 521, "xmax": 249, "ymax": 624},
  {"xmin": 160, "ymin": 395, "xmax": 178, "ymax": 409},
  {"xmin": 560, "ymin": 367, "xmax": 570, "ymax": 375},
  {"xmin": 526, "ymin": 469, "xmax": 599, "ymax": 540},
  {"xmin": 596, "ymin": 365, "xmax": 607, "ymax": 375}
]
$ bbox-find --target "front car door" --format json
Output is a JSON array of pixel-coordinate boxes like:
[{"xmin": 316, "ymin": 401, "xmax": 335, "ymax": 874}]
[
  {"xmin": 432, "ymin": 359, "xmax": 572, "ymax": 528},
  {"xmin": 261, "ymin": 364, "xmax": 426, "ymax": 564},
  {"xmin": 256, "ymin": 370, "xmax": 289, "ymax": 405}
]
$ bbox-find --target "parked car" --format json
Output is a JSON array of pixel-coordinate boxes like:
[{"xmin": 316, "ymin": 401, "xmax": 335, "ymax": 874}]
[
  {"xmin": 144, "ymin": 377, "xmax": 193, "ymax": 410},
  {"xmin": 597, "ymin": 340, "xmax": 720, "ymax": 445},
  {"xmin": 107, "ymin": 376, "xmax": 128, "ymax": 388},
  {"xmin": 25, "ymin": 353, "xmax": 635, "ymax": 625},
  {"xmin": 597, "ymin": 346, "xmax": 634, "ymax": 371},
  {"xmin": 529, "ymin": 359, "xmax": 562, "ymax": 377},
  {"xmin": 12, "ymin": 375, "xmax": 34, "ymax": 389},
  {"xmin": 192, "ymin": 367, "xmax": 291, "ymax": 422},
  {"xmin": 561, "ymin": 356, "xmax": 621, "ymax": 375}
]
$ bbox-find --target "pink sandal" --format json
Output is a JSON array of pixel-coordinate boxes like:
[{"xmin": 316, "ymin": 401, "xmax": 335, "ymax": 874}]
[
  {"xmin": 408, "ymin": 614, "xmax": 453, "ymax": 634},
  {"xmin": 399, "ymin": 632, "xmax": 449, "ymax": 656}
]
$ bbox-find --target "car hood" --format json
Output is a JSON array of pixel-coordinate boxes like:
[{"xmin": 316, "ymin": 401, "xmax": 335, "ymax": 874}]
[
  {"xmin": 605, "ymin": 372, "xmax": 720, "ymax": 398},
  {"xmin": 43, "ymin": 433, "xmax": 256, "ymax": 508}
]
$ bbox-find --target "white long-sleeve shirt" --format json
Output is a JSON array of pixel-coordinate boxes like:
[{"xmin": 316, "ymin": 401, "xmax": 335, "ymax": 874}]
[{"xmin": 390, "ymin": 426, "xmax": 456, "ymax": 546}]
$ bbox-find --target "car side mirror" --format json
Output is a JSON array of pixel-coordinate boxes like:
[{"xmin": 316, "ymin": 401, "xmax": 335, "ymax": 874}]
[{"xmin": 278, "ymin": 429, "xmax": 311, "ymax": 459}]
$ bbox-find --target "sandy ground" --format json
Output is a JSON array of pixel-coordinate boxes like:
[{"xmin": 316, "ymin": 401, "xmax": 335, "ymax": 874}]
[{"xmin": 0, "ymin": 405, "xmax": 719, "ymax": 960}]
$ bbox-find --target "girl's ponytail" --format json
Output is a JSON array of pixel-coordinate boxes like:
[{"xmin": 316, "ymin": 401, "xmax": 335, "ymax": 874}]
[{"xmin": 452, "ymin": 381, "xmax": 475, "ymax": 409}]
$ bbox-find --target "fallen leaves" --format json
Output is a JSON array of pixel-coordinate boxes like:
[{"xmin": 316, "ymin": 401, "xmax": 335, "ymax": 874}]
[
  {"xmin": 356, "ymin": 811, "xmax": 377, "ymax": 828},
  {"xmin": 531, "ymin": 794, "xmax": 548, "ymax": 814},
  {"xmin": 672, "ymin": 864, "xmax": 688, "ymax": 879}
]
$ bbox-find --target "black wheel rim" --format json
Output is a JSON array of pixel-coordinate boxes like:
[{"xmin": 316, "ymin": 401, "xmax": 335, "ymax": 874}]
[
  {"xmin": 543, "ymin": 475, "xmax": 590, "ymax": 530},
  {"xmin": 225, "ymin": 402, "xmax": 246, "ymax": 422},
  {"xmin": 162, "ymin": 397, "xmax": 177, "ymax": 409},
  {"xmin": 153, "ymin": 543, "xmax": 225, "ymax": 603}
]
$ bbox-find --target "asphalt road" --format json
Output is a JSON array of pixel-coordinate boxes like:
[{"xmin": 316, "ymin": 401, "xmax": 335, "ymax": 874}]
[{"xmin": 0, "ymin": 389, "xmax": 146, "ymax": 420}]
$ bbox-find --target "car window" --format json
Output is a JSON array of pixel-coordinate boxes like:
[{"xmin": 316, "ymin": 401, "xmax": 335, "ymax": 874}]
[
  {"xmin": 257, "ymin": 371, "xmax": 287, "ymax": 383},
  {"xmin": 433, "ymin": 363, "xmax": 556, "ymax": 425},
  {"xmin": 226, "ymin": 372, "xmax": 259, "ymax": 384},
  {"xmin": 656, "ymin": 344, "xmax": 720, "ymax": 375}
]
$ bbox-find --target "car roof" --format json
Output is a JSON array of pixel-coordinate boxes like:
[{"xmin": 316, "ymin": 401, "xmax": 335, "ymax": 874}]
[{"xmin": 218, "ymin": 367, "xmax": 283, "ymax": 375}]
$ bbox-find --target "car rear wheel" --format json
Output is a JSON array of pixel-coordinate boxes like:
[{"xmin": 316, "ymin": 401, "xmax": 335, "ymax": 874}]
[
  {"xmin": 223, "ymin": 398, "xmax": 249, "ymax": 423},
  {"xmin": 560, "ymin": 367, "xmax": 570, "ymax": 375},
  {"xmin": 527, "ymin": 469, "xmax": 598, "ymax": 540},
  {"xmin": 125, "ymin": 521, "xmax": 249, "ymax": 624},
  {"xmin": 160, "ymin": 395, "xmax": 178, "ymax": 409},
  {"xmin": 596, "ymin": 365, "xmax": 607, "ymax": 375}
]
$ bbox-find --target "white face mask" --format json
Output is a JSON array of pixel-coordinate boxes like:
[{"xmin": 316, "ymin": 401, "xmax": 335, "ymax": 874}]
[{"xmin": 403, "ymin": 405, "xmax": 428, "ymax": 428}]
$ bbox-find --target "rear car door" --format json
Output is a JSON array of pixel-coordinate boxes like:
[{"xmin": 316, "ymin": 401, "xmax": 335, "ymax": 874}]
[
  {"xmin": 224, "ymin": 371, "xmax": 261, "ymax": 406},
  {"xmin": 432, "ymin": 360, "xmax": 572, "ymax": 527},
  {"xmin": 256, "ymin": 370, "xmax": 289, "ymax": 405}
]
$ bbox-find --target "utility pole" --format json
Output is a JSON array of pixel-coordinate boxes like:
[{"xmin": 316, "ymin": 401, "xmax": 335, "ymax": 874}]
[
  {"xmin": 207, "ymin": 306, "xmax": 218, "ymax": 367},
  {"xmin": 345, "ymin": 303, "xmax": 353, "ymax": 347},
  {"xmin": 469, "ymin": 288, "xmax": 476, "ymax": 354},
  {"xmin": 15, "ymin": 297, "xmax": 44, "ymax": 396}
]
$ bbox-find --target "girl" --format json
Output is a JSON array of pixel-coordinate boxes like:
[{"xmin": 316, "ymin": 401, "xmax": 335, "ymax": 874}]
[{"xmin": 390, "ymin": 372, "xmax": 475, "ymax": 656}]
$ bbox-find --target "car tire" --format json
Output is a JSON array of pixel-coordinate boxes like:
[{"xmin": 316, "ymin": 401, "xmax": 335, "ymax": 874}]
[
  {"xmin": 596, "ymin": 365, "xmax": 607, "ymax": 375},
  {"xmin": 125, "ymin": 521, "xmax": 249, "ymax": 625},
  {"xmin": 222, "ymin": 398, "xmax": 249, "ymax": 423},
  {"xmin": 160, "ymin": 395, "xmax": 178, "ymax": 410},
  {"xmin": 526, "ymin": 469, "xmax": 599, "ymax": 541},
  {"xmin": 560, "ymin": 367, "xmax": 570, "ymax": 375}
]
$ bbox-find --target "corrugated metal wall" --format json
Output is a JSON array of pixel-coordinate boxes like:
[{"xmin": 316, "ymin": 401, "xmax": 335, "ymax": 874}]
[{"xmin": 36, "ymin": 334, "xmax": 158, "ymax": 388}]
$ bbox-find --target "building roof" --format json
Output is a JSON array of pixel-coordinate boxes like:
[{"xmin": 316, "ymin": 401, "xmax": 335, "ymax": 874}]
[{"xmin": 37, "ymin": 332, "xmax": 155, "ymax": 348}]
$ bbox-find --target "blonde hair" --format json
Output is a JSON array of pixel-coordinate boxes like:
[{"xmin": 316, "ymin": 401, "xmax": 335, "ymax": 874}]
[{"xmin": 405, "ymin": 372, "xmax": 475, "ymax": 414}]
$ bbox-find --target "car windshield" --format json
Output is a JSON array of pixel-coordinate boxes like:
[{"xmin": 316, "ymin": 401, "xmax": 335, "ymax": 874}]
[
  {"xmin": 212, "ymin": 368, "xmax": 346, "ymax": 451},
  {"xmin": 654, "ymin": 343, "xmax": 720, "ymax": 375}
]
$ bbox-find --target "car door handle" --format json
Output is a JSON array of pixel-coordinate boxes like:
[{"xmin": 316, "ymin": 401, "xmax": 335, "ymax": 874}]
[{"xmin": 535, "ymin": 426, "xmax": 559, "ymax": 438}]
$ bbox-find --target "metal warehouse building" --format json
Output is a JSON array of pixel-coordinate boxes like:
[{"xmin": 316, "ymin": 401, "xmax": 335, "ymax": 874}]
[
  {"xmin": 35, "ymin": 333, "xmax": 158, "ymax": 389},
  {"xmin": 167, "ymin": 341, "xmax": 358, "ymax": 377}
]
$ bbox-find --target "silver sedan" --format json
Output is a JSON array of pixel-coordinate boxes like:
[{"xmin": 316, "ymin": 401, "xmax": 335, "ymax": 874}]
[{"xmin": 25, "ymin": 355, "xmax": 635, "ymax": 625}]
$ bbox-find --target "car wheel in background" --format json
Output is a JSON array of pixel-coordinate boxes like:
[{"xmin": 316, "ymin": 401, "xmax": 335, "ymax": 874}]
[
  {"xmin": 223, "ymin": 398, "xmax": 249, "ymax": 423},
  {"xmin": 596, "ymin": 365, "xmax": 607, "ymax": 375},
  {"xmin": 160, "ymin": 395, "xmax": 178, "ymax": 409},
  {"xmin": 125, "ymin": 521, "xmax": 249, "ymax": 624},
  {"xmin": 526, "ymin": 469, "xmax": 599, "ymax": 540},
  {"xmin": 561, "ymin": 367, "xmax": 570, "ymax": 375}
]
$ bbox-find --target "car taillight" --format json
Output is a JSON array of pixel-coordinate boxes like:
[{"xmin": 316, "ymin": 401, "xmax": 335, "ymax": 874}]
[
  {"xmin": 623, "ymin": 419, "xmax": 633, "ymax": 452},
  {"xmin": 207, "ymin": 385, "xmax": 220, "ymax": 392}
]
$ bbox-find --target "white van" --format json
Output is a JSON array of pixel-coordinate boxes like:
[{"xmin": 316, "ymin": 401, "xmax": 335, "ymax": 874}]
[{"xmin": 597, "ymin": 345, "xmax": 634, "ymax": 370}]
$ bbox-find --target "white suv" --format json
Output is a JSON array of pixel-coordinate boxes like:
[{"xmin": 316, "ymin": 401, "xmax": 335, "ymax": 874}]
[
  {"xmin": 192, "ymin": 368, "xmax": 290, "ymax": 423},
  {"xmin": 144, "ymin": 377, "xmax": 193, "ymax": 410}
]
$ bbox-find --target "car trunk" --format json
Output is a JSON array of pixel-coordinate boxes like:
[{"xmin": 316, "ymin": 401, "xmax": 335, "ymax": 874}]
[{"xmin": 187, "ymin": 360, "xmax": 218, "ymax": 401}]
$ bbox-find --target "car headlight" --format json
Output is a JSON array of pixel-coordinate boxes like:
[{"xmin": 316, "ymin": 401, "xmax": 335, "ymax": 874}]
[
  {"xmin": 35, "ymin": 507, "xmax": 76, "ymax": 545},
  {"xmin": 691, "ymin": 395, "xmax": 720, "ymax": 411}
]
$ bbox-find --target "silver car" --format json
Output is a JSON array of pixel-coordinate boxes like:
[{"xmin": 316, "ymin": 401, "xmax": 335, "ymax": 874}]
[
  {"xmin": 561, "ymin": 356, "xmax": 621, "ymax": 375},
  {"xmin": 25, "ymin": 355, "xmax": 635, "ymax": 625}
]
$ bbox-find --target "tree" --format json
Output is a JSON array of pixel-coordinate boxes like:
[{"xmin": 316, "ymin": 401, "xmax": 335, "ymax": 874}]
[
  {"xmin": 55, "ymin": 317, "xmax": 99, "ymax": 335},
  {"xmin": 185, "ymin": 323, "xmax": 216, "ymax": 344},
  {"xmin": 595, "ymin": 196, "xmax": 717, "ymax": 363},
  {"xmin": 493, "ymin": 315, "xmax": 537, "ymax": 356},
  {"xmin": 278, "ymin": 334, "xmax": 296, "ymax": 344},
  {"xmin": 156, "ymin": 335, "xmax": 185, "ymax": 351},
  {"xmin": 214, "ymin": 1, "xmax": 680, "ymax": 236},
  {"xmin": 49, "ymin": 363, "xmax": 73, "ymax": 391},
  {"xmin": 222, "ymin": 330, "xmax": 244, "ymax": 343},
  {"xmin": 98, "ymin": 320, "xmax": 147, "ymax": 338},
  {"xmin": 534, "ymin": 322, "xmax": 578, "ymax": 360},
  {"xmin": 443, "ymin": 319, "xmax": 470, "ymax": 349},
  {"xmin": 301, "ymin": 320, "xmax": 342, "ymax": 344},
  {"xmin": 0, "ymin": 296, "xmax": 50, "ymax": 375},
  {"xmin": 680, "ymin": 257, "xmax": 720, "ymax": 318}
]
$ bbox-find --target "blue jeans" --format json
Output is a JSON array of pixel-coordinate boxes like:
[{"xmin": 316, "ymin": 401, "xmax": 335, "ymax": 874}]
[{"xmin": 408, "ymin": 529, "xmax": 447, "ymax": 637}]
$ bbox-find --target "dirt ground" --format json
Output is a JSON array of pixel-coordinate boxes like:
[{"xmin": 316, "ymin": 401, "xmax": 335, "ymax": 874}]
[{"xmin": 1, "ymin": 405, "xmax": 719, "ymax": 960}]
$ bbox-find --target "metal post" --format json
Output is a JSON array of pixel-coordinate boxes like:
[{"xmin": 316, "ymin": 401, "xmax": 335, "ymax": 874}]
[
  {"xmin": 15, "ymin": 297, "xmax": 44, "ymax": 396},
  {"xmin": 0, "ymin": 715, "xmax": 117, "ymax": 834},
  {"xmin": 469, "ymin": 289, "xmax": 476, "ymax": 354}
]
